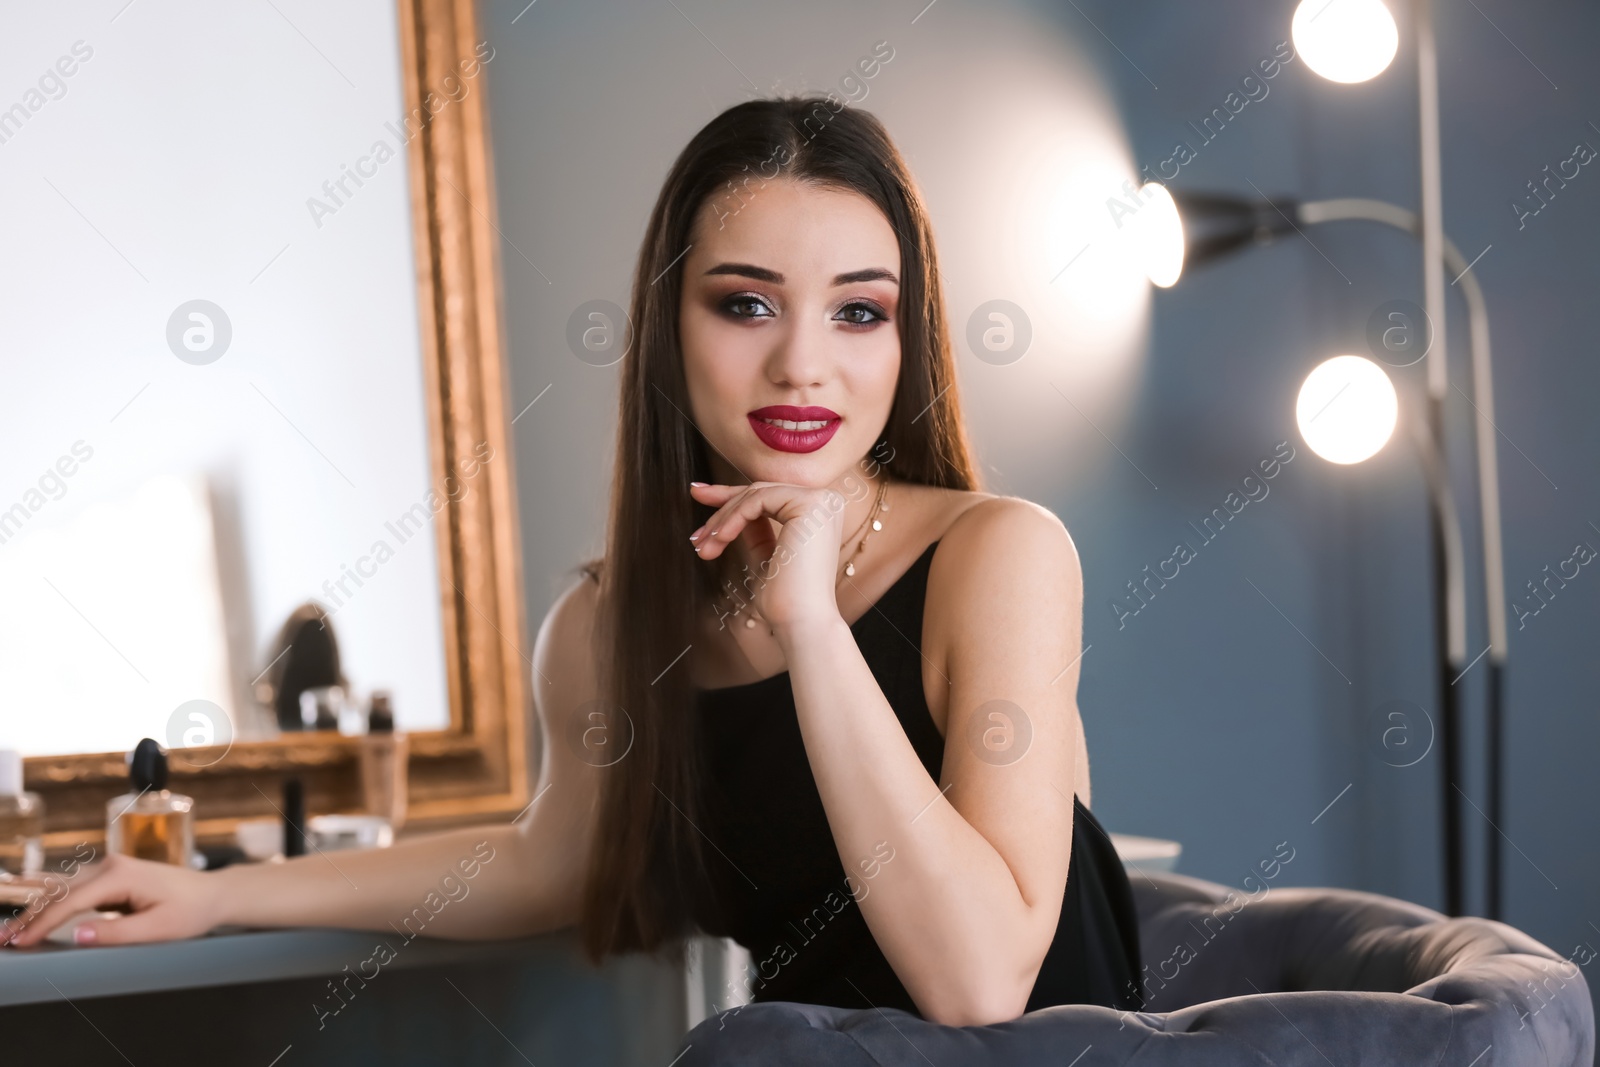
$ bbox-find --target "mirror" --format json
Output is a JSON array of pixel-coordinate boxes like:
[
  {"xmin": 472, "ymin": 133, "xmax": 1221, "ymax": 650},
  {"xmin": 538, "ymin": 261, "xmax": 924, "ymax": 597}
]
[{"xmin": 6, "ymin": 0, "xmax": 529, "ymax": 844}]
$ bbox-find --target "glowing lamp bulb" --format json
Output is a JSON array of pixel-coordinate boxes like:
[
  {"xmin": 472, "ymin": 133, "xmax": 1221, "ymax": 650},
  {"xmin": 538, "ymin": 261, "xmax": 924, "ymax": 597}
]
[
  {"xmin": 1291, "ymin": 0, "xmax": 1399, "ymax": 84},
  {"xmin": 1296, "ymin": 355, "xmax": 1398, "ymax": 464},
  {"xmin": 1131, "ymin": 182, "xmax": 1185, "ymax": 288}
]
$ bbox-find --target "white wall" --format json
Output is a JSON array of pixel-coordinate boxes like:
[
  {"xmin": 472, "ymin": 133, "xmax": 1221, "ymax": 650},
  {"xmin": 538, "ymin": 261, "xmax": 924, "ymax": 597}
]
[{"xmin": 0, "ymin": 1, "xmax": 453, "ymax": 754}]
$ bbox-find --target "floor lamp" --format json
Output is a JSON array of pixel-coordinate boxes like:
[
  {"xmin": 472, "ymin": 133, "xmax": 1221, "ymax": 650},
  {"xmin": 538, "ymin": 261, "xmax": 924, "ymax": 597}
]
[
  {"xmin": 1148, "ymin": 184, "xmax": 1511, "ymax": 919},
  {"xmin": 1117, "ymin": 0, "xmax": 1509, "ymax": 921}
]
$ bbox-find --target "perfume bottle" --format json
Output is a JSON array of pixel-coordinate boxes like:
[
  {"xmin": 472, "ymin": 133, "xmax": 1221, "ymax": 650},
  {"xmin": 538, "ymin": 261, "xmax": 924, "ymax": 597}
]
[
  {"xmin": 106, "ymin": 739, "xmax": 194, "ymax": 867},
  {"xmin": 299, "ymin": 685, "xmax": 346, "ymax": 732},
  {"xmin": 0, "ymin": 748, "xmax": 44, "ymax": 877},
  {"xmin": 358, "ymin": 692, "xmax": 408, "ymax": 831}
]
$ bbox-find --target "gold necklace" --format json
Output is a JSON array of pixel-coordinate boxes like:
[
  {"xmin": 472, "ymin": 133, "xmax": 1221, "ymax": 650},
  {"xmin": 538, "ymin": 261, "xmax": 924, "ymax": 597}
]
[
  {"xmin": 840, "ymin": 476, "xmax": 890, "ymax": 579},
  {"xmin": 712, "ymin": 478, "xmax": 890, "ymax": 632}
]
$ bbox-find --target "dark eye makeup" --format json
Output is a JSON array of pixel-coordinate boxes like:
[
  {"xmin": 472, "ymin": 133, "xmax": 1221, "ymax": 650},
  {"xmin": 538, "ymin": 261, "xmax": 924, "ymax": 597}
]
[{"xmin": 717, "ymin": 292, "xmax": 889, "ymax": 328}]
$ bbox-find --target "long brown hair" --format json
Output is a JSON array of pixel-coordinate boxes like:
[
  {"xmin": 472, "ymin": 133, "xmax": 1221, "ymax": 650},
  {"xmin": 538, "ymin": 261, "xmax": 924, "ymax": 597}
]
[{"xmin": 577, "ymin": 94, "xmax": 981, "ymax": 964}]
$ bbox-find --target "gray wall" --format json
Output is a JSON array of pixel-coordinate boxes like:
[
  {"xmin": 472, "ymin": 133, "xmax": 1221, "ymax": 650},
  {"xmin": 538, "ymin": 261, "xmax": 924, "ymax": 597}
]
[
  {"xmin": 1088, "ymin": 0, "xmax": 1599, "ymax": 1033},
  {"xmin": 481, "ymin": 0, "xmax": 1599, "ymax": 1037}
]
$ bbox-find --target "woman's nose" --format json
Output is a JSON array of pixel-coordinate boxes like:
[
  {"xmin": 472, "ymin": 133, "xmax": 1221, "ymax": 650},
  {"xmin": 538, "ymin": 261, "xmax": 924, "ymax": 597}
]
[{"xmin": 766, "ymin": 316, "xmax": 831, "ymax": 388}]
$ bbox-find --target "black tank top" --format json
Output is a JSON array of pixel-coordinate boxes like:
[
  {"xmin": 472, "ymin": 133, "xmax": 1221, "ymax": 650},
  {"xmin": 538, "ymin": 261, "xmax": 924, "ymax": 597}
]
[{"xmin": 689, "ymin": 537, "xmax": 1143, "ymax": 1017}]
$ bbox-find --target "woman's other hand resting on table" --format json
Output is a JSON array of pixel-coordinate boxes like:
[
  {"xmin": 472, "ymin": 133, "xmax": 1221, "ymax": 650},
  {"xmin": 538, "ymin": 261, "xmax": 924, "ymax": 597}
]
[
  {"xmin": 3, "ymin": 573, "xmax": 605, "ymax": 950},
  {"xmin": 3, "ymin": 851, "xmax": 223, "ymax": 947}
]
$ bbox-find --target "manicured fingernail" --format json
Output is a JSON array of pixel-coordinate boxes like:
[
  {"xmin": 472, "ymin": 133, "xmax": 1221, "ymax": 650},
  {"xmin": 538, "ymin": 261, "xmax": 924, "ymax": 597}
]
[
  {"xmin": 74, "ymin": 925, "xmax": 97, "ymax": 945},
  {"xmin": 690, "ymin": 527, "xmax": 704, "ymax": 542},
  {"xmin": 689, "ymin": 481, "xmax": 708, "ymax": 488}
]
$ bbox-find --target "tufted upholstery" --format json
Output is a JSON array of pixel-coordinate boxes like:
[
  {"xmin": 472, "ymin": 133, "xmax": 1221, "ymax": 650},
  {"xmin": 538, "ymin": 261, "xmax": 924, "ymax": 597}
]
[{"xmin": 677, "ymin": 870, "xmax": 1594, "ymax": 1065}]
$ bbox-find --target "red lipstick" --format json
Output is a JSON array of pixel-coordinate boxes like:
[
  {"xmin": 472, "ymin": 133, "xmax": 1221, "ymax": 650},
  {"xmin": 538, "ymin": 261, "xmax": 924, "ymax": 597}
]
[{"xmin": 747, "ymin": 405, "xmax": 841, "ymax": 454}]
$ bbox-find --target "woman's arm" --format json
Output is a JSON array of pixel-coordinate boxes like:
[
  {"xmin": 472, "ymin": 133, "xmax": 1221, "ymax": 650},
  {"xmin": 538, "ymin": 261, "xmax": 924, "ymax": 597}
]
[
  {"xmin": 5, "ymin": 575, "xmax": 606, "ymax": 948},
  {"xmin": 781, "ymin": 498, "xmax": 1082, "ymax": 1026},
  {"xmin": 208, "ymin": 820, "xmax": 531, "ymax": 939}
]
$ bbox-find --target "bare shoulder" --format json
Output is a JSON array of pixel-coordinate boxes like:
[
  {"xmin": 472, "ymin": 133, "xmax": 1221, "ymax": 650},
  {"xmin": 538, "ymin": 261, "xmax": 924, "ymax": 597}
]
[
  {"xmin": 528, "ymin": 572, "xmax": 601, "ymax": 790},
  {"xmin": 931, "ymin": 491, "xmax": 1080, "ymax": 580},
  {"xmin": 510, "ymin": 569, "xmax": 607, "ymax": 931},
  {"xmin": 532, "ymin": 569, "xmax": 603, "ymax": 720},
  {"xmin": 914, "ymin": 493, "xmax": 1091, "ymax": 804},
  {"xmin": 921, "ymin": 492, "xmax": 1083, "ymax": 675}
]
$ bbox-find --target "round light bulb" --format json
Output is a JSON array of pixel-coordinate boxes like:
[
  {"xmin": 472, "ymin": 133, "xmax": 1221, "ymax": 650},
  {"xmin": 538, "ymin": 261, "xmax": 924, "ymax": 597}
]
[
  {"xmin": 1130, "ymin": 181, "xmax": 1185, "ymax": 288},
  {"xmin": 1296, "ymin": 355, "xmax": 1397, "ymax": 463},
  {"xmin": 1291, "ymin": 0, "xmax": 1399, "ymax": 84}
]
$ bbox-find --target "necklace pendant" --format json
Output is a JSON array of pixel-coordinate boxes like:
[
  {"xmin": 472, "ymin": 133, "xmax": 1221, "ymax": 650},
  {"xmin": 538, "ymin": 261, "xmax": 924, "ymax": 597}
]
[{"xmin": 844, "ymin": 561, "xmax": 855, "ymax": 577}]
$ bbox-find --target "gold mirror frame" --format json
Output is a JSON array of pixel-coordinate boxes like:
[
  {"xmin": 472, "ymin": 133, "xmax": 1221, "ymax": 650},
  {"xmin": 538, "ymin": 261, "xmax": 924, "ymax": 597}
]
[{"xmin": 27, "ymin": 0, "xmax": 530, "ymax": 852}]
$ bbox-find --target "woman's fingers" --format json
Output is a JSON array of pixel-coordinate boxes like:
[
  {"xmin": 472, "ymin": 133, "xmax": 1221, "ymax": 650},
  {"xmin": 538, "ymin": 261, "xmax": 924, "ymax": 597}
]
[
  {"xmin": 689, "ymin": 482, "xmax": 847, "ymax": 561},
  {"xmin": 69, "ymin": 906, "xmax": 171, "ymax": 946},
  {"xmin": 694, "ymin": 484, "xmax": 790, "ymax": 560},
  {"xmin": 3, "ymin": 857, "xmax": 128, "ymax": 947},
  {"xmin": 687, "ymin": 482, "xmax": 738, "ymax": 541},
  {"xmin": 690, "ymin": 482, "xmax": 764, "ymax": 559},
  {"xmin": 688, "ymin": 482, "xmax": 741, "ymax": 502}
]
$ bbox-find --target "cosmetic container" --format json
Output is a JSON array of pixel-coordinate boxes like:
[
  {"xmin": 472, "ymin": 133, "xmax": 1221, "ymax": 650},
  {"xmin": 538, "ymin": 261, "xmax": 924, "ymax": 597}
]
[
  {"xmin": 358, "ymin": 692, "xmax": 408, "ymax": 831},
  {"xmin": 106, "ymin": 739, "xmax": 194, "ymax": 867},
  {"xmin": 308, "ymin": 813, "xmax": 394, "ymax": 852},
  {"xmin": 283, "ymin": 776, "xmax": 307, "ymax": 858},
  {"xmin": 299, "ymin": 685, "xmax": 346, "ymax": 731},
  {"xmin": 0, "ymin": 749, "xmax": 44, "ymax": 877}
]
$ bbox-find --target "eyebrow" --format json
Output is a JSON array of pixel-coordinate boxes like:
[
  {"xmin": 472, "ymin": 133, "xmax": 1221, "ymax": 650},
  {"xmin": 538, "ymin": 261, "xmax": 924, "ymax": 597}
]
[{"xmin": 702, "ymin": 262, "xmax": 899, "ymax": 287}]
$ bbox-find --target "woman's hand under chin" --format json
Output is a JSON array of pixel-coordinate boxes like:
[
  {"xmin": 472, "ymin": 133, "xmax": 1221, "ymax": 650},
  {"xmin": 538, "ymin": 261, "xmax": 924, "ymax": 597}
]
[{"xmin": 689, "ymin": 480, "xmax": 853, "ymax": 636}]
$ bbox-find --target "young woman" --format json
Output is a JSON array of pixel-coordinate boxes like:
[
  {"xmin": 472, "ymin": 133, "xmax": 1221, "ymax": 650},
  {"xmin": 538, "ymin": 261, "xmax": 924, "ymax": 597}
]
[{"xmin": 4, "ymin": 96, "xmax": 1140, "ymax": 1029}]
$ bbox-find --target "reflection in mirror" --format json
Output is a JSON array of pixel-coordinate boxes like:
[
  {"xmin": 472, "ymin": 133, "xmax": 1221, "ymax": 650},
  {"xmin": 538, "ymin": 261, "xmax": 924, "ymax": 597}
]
[
  {"xmin": 1, "ymin": 1, "xmax": 461, "ymax": 759},
  {"xmin": 260, "ymin": 603, "xmax": 347, "ymax": 733}
]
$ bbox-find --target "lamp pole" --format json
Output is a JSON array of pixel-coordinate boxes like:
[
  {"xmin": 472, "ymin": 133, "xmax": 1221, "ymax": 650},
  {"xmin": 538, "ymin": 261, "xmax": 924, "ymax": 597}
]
[
  {"xmin": 1167, "ymin": 188, "xmax": 1508, "ymax": 920},
  {"xmin": 1295, "ymin": 197, "xmax": 1509, "ymax": 920},
  {"xmin": 1412, "ymin": 0, "xmax": 1468, "ymax": 921},
  {"xmin": 1163, "ymin": 0, "xmax": 1505, "ymax": 922}
]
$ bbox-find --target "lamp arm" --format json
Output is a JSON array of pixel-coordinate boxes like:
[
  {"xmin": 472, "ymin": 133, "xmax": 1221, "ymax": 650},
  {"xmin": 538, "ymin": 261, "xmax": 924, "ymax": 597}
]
[{"xmin": 1295, "ymin": 198, "xmax": 1508, "ymax": 667}]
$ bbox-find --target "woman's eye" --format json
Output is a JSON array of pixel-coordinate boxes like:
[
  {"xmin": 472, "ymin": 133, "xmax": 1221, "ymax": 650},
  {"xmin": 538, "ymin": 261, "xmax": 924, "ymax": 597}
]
[
  {"xmin": 721, "ymin": 294, "xmax": 772, "ymax": 320},
  {"xmin": 837, "ymin": 301, "xmax": 887, "ymax": 327},
  {"xmin": 718, "ymin": 295, "xmax": 886, "ymax": 326}
]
